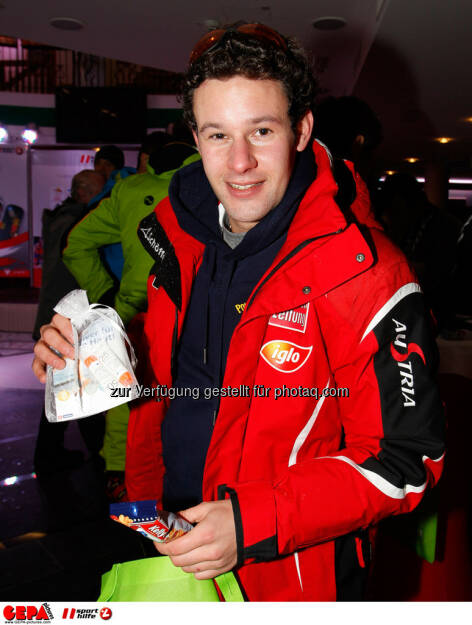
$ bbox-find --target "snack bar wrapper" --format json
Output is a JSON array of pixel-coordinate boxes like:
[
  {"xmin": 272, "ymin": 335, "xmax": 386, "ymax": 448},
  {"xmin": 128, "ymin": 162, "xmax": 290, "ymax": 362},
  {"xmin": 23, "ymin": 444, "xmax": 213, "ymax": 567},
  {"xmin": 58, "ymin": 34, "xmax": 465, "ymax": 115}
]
[
  {"xmin": 110, "ymin": 500, "xmax": 193, "ymax": 542},
  {"xmin": 45, "ymin": 289, "xmax": 139, "ymax": 422}
]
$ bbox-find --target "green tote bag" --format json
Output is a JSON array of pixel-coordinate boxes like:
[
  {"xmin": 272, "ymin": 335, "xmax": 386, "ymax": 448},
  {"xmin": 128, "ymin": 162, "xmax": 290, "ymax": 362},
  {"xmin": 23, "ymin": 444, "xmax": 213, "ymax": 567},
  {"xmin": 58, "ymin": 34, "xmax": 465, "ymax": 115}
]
[{"xmin": 98, "ymin": 556, "xmax": 244, "ymax": 602}]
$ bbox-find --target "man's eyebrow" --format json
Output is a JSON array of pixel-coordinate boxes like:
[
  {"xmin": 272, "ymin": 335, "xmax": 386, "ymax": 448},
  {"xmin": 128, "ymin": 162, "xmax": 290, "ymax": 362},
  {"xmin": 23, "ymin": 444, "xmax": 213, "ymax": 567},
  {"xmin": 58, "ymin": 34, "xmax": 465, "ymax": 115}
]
[
  {"xmin": 198, "ymin": 116, "xmax": 283, "ymax": 134},
  {"xmin": 249, "ymin": 116, "xmax": 283, "ymax": 125},
  {"xmin": 198, "ymin": 122, "xmax": 221, "ymax": 134}
]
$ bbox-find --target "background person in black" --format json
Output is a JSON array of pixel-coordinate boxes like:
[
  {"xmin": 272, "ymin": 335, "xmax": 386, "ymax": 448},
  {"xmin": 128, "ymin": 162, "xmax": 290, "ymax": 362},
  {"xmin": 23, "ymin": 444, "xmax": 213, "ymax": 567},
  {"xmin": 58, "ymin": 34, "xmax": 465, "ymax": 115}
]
[
  {"xmin": 376, "ymin": 173, "xmax": 461, "ymax": 328},
  {"xmin": 93, "ymin": 145, "xmax": 124, "ymax": 180},
  {"xmin": 33, "ymin": 169, "xmax": 105, "ymax": 475}
]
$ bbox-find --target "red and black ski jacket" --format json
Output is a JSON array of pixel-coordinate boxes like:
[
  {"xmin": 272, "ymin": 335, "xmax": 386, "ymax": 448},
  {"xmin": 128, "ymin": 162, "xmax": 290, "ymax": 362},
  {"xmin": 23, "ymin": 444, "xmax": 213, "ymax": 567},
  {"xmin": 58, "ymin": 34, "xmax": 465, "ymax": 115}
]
[{"xmin": 127, "ymin": 140, "xmax": 445, "ymax": 601}]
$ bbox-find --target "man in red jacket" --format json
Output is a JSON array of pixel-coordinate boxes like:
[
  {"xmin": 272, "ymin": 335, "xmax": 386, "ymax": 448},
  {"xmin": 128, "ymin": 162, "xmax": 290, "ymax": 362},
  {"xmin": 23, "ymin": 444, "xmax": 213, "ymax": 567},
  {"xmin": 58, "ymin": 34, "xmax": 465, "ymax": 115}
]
[{"xmin": 33, "ymin": 23, "xmax": 445, "ymax": 600}]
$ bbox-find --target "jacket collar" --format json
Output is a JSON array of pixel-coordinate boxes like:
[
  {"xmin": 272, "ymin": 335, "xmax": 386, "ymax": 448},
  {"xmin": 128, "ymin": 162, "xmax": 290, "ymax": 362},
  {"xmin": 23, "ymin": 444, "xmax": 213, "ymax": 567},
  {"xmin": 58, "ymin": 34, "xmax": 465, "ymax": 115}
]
[
  {"xmin": 241, "ymin": 223, "xmax": 374, "ymax": 324},
  {"xmin": 239, "ymin": 140, "xmax": 377, "ymax": 322}
]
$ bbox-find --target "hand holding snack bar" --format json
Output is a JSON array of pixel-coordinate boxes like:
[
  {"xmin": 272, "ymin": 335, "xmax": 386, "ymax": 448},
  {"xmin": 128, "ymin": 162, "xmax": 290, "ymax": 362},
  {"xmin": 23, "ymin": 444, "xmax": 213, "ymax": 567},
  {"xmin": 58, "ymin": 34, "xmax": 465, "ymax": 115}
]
[
  {"xmin": 110, "ymin": 500, "xmax": 193, "ymax": 542},
  {"xmin": 154, "ymin": 500, "xmax": 237, "ymax": 580}
]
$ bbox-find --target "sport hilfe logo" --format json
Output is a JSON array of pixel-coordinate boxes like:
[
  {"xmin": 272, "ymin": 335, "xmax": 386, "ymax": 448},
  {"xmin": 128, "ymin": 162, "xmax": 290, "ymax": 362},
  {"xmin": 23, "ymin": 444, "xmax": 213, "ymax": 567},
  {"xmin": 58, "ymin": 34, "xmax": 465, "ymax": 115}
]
[
  {"xmin": 3, "ymin": 604, "xmax": 52, "ymax": 621},
  {"xmin": 60, "ymin": 608, "xmax": 111, "ymax": 621},
  {"xmin": 260, "ymin": 340, "xmax": 313, "ymax": 373},
  {"xmin": 269, "ymin": 303, "xmax": 309, "ymax": 333}
]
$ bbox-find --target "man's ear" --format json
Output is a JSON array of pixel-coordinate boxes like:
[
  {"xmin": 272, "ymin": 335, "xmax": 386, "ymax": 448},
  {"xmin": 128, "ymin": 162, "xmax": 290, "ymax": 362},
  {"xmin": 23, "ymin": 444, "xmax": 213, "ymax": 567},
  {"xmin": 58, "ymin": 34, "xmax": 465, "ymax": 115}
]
[
  {"xmin": 296, "ymin": 110, "xmax": 314, "ymax": 152},
  {"xmin": 192, "ymin": 129, "xmax": 200, "ymax": 151}
]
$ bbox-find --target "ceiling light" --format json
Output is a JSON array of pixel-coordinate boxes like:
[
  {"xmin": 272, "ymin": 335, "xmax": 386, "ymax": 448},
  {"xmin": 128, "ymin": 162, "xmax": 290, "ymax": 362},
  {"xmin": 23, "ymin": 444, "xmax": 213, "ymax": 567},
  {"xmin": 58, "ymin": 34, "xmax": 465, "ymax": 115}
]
[
  {"xmin": 22, "ymin": 129, "xmax": 38, "ymax": 144},
  {"xmin": 2, "ymin": 476, "xmax": 18, "ymax": 486},
  {"xmin": 380, "ymin": 176, "xmax": 472, "ymax": 184},
  {"xmin": 435, "ymin": 137, "xmax": 453, "ymax": 144},
  {"xmin": 450, "ymin": 178, "xmax": 472, "ymax": 185},
  {"xmin": 22, "ymin": 123, "xmax": 38, "ymax": 145},
  {"xmin": 380, "ymin": 176, "xmax": 425, "ymax": 183},
  {"xmin": 312, "ymin": 16, "xmax": 347, "ymax": 31},
  {"xmin": 405, "ymin": 157, "xmax": 419, "ymax": 164},
  {"xmin": 50, "ymin": 17, "xmax": 85, "ymax": 31},
  {"xmin": 0, "ymin": 124, "xmax": 8, "ymax": 143},
  {"xmin": 385, "ymin": 170, "xmax": 396, "ymax": 176}
]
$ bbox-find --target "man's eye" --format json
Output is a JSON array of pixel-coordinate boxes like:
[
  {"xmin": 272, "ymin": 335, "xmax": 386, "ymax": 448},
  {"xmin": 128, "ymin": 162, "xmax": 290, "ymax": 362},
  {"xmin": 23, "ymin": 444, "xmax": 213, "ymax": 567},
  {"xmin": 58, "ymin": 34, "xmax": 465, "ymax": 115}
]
[
  {"xmin": 255, "ymin": 128, "xmax": 272, "ymax": 137},
  {"xmin": 210, "ymin": 133, "xmax": 226, "ymax": 140}
]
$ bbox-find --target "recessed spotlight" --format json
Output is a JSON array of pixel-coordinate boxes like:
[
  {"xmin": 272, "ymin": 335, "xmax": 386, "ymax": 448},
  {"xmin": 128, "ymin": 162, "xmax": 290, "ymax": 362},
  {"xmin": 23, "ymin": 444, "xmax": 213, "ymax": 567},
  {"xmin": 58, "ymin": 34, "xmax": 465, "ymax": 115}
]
[
  {"xmin": 435, "ymin": 137, "xmax": 453, "ymax": 144},
  {"xmin": 385, "ymin": 170, "xmax": 397, "ymax": 176},
  {"xmin": 312, "ymin": 16, "xmax": 346, "ymax": 31},
  {"xmin": 50, "ymin": 17, "xmax": 85, "ymax": 31},
  {"xmin": 405, "ymin": 157, "xmax": 419, "ymax": 163}
]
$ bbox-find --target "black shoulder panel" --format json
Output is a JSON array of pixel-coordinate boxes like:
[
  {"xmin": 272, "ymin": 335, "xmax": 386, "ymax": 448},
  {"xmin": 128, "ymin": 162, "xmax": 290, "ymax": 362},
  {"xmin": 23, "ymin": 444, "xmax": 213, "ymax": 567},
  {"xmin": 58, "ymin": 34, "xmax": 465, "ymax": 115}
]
[
  {"xmin": 138, "ymin": 212, "xmax": 182, "ymax": 310},
  {"xmin": 366, "ymin": 291, "xmax": 445, "ymax": 487}
]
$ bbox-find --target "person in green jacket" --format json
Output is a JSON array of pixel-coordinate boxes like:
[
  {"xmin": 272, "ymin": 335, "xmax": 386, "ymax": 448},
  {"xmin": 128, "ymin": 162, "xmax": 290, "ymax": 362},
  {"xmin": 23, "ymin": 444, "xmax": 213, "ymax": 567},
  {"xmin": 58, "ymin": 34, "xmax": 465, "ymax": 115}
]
[{"xmin": 63, "ymin": 138, "xmax": 200, "ymax": 500}]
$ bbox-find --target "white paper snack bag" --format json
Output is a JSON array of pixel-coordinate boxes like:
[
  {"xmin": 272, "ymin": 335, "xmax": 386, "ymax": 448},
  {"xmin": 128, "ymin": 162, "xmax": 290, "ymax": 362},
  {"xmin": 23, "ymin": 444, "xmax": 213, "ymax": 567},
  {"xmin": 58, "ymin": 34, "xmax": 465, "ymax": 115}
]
[{"xmin": 45, "ymin": 290, "xmax": 139, "ymax": 422}]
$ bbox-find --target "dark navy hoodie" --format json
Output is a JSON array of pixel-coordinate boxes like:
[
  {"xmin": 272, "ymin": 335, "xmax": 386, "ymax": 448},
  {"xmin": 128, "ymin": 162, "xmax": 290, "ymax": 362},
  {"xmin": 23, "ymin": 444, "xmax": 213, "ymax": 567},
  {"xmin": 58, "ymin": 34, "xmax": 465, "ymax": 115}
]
[{"xmin": 161, "ymin": 148, "xmax": 316, "ymax": 512}]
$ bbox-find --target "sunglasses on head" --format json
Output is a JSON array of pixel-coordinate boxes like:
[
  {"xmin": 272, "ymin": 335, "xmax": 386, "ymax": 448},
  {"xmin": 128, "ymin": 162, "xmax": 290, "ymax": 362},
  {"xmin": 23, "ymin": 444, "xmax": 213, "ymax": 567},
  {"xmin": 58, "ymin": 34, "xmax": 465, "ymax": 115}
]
[{"xmin": 189, "ymin": 22, "xmax": 288, "ymax": 65}]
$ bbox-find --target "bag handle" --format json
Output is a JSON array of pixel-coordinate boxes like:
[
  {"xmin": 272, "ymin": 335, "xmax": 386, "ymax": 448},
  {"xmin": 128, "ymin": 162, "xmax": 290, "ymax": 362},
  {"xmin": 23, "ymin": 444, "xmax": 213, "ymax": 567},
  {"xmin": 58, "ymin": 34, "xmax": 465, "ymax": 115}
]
[{"xmin": 214, "ymin": 571, "xmax": 244, "ymax": 602}]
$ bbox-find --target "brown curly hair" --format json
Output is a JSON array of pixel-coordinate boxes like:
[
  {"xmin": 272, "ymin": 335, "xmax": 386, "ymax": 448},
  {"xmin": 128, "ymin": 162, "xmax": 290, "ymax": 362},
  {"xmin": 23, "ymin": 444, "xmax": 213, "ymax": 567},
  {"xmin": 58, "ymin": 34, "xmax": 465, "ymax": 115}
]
[{"xmin": 181, "ymin": 27, "xmax": 318, "ymax": 133}]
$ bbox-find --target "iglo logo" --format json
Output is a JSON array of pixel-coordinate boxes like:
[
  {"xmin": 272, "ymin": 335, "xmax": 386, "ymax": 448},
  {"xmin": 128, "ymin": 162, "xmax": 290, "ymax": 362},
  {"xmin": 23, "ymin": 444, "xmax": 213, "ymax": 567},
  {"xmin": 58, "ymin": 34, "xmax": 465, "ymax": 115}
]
[{"xmin": 260, "ymin": 340, "xmax": 312, "ymax": 373}]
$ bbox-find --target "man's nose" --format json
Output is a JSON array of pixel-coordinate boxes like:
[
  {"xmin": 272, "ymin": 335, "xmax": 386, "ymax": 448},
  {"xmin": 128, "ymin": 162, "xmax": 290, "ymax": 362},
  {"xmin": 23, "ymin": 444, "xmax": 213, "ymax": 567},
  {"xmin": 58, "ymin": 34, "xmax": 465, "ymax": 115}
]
[{"xmin": 228, "ymin": 138, "xmax": 257, "ymax": 173}]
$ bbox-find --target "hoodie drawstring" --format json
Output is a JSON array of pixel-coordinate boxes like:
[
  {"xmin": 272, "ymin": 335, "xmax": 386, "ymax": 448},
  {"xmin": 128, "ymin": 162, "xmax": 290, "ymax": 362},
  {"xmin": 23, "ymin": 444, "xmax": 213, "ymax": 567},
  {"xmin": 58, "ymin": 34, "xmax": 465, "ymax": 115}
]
[{"xmin": 201, "ymin": 243, "xmax": 217, "ymax": 365}]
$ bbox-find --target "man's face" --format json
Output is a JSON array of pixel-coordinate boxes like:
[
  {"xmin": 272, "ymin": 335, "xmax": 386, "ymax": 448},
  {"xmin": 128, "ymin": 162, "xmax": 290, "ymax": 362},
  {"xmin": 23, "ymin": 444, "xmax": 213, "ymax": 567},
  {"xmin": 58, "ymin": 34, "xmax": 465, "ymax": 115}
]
[
  {"xmin": 76, "ymin": 172, "xmax": 105, "ymax": 205},
  {"xmin": 192, "ymin": 76, "xmax": 313, "ymax": 233},
  {"xmin": 94, "ymin": 158, "xmax": 114, "ymax": 180}
]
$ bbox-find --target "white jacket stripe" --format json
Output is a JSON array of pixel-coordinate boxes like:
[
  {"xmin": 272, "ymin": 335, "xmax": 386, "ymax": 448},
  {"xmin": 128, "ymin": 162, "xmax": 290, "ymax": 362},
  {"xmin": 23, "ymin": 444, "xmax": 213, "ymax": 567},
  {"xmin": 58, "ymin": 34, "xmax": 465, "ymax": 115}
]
[
  {"xmin": 288, "ymin": 378, "xmax": 330, "ymax": 592},
  {"xmin": 321, "ymin": 455, "xmax": 428, "ymax": 499},
  {"xmin": 361, "ymin": 282, "xmax": 422, "ymax": 342},
  {"xmin": 288, "ymin": 378, "xmax": 330, "ymax": 467}
]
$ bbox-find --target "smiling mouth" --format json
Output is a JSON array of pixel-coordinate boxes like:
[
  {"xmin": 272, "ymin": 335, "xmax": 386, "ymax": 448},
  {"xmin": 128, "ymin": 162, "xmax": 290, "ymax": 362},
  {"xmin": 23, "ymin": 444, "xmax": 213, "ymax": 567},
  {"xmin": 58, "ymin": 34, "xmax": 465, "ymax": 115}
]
[{"xmin": 228, "ymin": 182, "xmax": 263, "ymax": 190}]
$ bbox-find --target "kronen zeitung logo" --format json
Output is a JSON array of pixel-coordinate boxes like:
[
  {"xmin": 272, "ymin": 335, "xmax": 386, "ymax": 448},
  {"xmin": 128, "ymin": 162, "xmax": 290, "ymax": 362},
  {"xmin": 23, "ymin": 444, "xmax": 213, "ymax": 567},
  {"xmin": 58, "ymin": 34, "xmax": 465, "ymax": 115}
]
[
  {"xmin": 260, "ymin": 340, "xmax": 313, "ymax": 373},
  {"xmin": 269, "ymin": 303, "xmax": 309, "ymax": 333}
]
